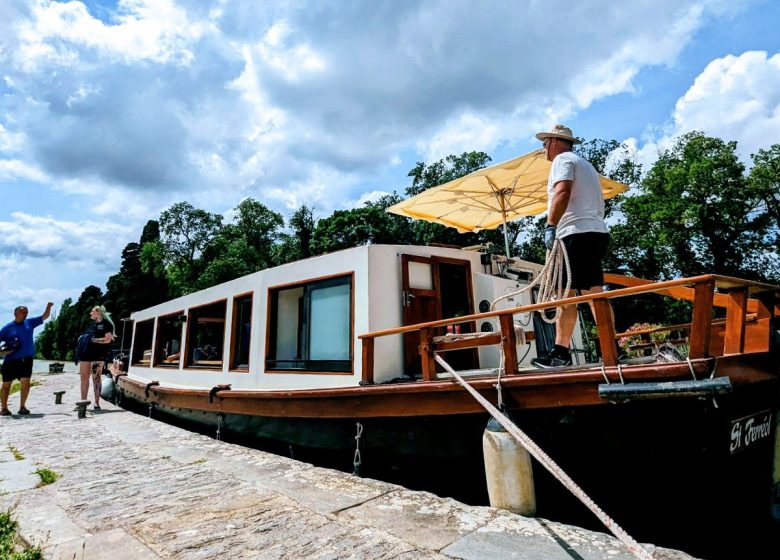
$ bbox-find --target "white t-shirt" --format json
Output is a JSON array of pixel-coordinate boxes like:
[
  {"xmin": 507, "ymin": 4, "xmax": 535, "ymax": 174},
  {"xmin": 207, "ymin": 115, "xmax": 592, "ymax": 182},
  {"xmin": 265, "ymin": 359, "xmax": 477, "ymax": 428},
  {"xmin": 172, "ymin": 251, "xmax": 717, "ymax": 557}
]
[{"xmin": 546, "ymin": 151, "xmax": 607, "ymax": 238}]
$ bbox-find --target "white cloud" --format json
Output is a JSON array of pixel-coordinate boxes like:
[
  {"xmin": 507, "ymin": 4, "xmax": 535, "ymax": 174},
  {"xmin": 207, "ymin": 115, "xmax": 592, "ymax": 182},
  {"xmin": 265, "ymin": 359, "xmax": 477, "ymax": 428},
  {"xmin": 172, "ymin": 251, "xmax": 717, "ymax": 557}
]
[
  {"xmin": 0, "ymin": 159, "xmax": 48, "ymax": 183},
  {"xmin": 626, "ymin": 50, "xmax": 780, "ymax": 167},
  {"xmin": 0, "ymin": 211, "xmax": 131, "ymax": 266},
  {"xmin": 345, "ymin": 190, "xmax": 393, "ymax": 210},
  {"xmin": 1, "ymin": 0, "xmax": 742, "ymax": 206},
  {"xmin": 673, "ymin": 50, "xmax": 780, "ymax": 157},
  {"xmin": 14, "ymin": 0, "xmax": 212, "ymax": 70}
]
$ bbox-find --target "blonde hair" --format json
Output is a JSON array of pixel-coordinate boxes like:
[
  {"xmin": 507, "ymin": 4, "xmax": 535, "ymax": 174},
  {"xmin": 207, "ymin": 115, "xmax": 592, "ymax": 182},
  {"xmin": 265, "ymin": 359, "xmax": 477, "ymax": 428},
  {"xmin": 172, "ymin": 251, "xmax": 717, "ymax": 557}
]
[{"xmin": 92, "ymin": 305, "xmax": 115, "ymax": 332}]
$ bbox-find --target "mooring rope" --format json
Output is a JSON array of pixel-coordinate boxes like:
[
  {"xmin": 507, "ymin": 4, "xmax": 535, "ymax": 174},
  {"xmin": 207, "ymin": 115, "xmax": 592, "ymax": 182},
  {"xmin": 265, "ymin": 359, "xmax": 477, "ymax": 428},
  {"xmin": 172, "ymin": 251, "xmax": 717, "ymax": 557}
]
[{"xmin": 434, "ymin": 353, "xmax": 655, "ymax": 560}]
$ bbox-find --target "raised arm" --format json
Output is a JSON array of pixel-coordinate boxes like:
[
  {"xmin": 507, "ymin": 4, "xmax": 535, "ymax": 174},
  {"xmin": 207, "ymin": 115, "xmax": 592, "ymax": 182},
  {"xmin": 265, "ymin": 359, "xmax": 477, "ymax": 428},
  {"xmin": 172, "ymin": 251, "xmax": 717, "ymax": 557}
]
[{"xmin": 41, "ymin": 302, "xmax": 54, "ymax": 321}]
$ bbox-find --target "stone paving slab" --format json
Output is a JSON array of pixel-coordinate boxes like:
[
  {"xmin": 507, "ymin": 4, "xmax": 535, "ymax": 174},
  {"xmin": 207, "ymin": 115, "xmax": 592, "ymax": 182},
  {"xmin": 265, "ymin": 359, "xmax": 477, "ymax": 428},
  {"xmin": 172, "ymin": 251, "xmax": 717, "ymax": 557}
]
[
  {"xmin": 0, "ymin": 370, "xmax": 699, "ymax": 559},
  {"xmin": 0, "ymin": 458, "xmax": 40, "ymax": 493}
]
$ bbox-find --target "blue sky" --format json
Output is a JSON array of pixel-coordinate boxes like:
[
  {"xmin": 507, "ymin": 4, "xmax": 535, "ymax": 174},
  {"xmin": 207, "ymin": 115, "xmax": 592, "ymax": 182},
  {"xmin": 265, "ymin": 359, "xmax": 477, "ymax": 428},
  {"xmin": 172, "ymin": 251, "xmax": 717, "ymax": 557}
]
[{"xmin": 1, "ymin": 0, "xmax": 779, "ymax": 324}]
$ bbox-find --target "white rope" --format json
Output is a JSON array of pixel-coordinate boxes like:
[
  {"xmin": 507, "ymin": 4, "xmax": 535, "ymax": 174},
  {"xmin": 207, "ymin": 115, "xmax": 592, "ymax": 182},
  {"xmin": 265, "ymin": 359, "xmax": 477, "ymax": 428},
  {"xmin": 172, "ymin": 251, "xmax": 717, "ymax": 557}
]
[
  {"xmin": 434, "ymin": 353, "xmax": 655, "ymax": 560},
  {"xmin": 490, "ymin": 240, "xmax": 572, "ymax": 325},
  {"xmin": 486, "ymin": 240, "xmax": 572, "ymax": 397}
]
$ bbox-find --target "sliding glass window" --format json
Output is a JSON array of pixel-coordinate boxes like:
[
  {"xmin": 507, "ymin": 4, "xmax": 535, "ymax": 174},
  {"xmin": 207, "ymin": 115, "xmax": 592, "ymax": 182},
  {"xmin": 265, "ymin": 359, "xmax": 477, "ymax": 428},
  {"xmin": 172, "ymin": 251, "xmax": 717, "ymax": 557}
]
[
  {"xmin": 153, "ymin": 312, "xmax": 183, "ymax": 367},
  {"xmin": 186, "ymin": 300, "xmax": 227, "ymax": 369},
  {"xmin": 266, "ymin": 275, "xmax": 352, "ymax": 373},
  {"xmin": 132, "ymin": 319, "xmax": 154, "ymax": 366},
  {"xmin": 231, "ymin": 294, "xmax": 252, "ymax": 370}
]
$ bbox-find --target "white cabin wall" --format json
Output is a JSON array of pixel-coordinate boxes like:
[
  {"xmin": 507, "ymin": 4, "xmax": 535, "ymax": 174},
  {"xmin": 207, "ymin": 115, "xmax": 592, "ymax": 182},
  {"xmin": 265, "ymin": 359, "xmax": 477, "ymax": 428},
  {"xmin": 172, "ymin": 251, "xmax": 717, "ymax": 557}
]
[
  {"xmin": 367, "ymin": 245, "xmax": 486, "ymax": 381},
  {"xmin": 130, "ymin": 247, "xmax": 371, "ymax": 391},
  {"xmin": 367, "ymin": 246, "xmax": 405, "ymax": 382}
]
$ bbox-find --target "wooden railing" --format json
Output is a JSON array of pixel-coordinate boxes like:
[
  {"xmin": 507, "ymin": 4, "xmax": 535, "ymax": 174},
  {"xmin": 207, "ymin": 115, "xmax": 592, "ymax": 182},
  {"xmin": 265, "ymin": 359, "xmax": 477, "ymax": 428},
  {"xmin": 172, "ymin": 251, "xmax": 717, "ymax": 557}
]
[{"xmin": 357, "ymin": 274, "xmax": 777, "ymax": 384}]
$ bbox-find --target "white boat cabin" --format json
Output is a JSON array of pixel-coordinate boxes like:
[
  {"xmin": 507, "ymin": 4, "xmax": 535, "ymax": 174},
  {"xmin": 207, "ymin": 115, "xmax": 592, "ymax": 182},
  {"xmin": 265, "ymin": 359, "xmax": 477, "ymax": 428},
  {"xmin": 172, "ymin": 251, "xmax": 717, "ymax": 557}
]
[{"xmin": 127, "ymin": 244, "xmax": 584, "ymax": 390}]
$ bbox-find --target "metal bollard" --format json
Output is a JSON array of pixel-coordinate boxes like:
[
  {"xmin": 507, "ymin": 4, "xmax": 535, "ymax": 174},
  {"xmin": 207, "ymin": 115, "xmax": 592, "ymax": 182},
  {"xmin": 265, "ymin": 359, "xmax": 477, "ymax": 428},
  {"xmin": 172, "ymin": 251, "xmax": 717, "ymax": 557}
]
[
  {"xmin": 53, "ymin": 391, "xmax": 66, "ymax": 404},
  {"xmin": 75, "ymin": 400, "xmax": 91, "ymax": 419}
]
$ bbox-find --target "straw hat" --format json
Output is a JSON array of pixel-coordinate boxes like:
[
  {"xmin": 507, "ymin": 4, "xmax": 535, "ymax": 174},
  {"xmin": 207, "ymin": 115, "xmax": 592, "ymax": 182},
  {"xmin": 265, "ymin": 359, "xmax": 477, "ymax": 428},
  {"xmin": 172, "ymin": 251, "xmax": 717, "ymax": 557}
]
[{"xmin": 535, "ymin": 124, "xmax": 581, "ymax": 144}]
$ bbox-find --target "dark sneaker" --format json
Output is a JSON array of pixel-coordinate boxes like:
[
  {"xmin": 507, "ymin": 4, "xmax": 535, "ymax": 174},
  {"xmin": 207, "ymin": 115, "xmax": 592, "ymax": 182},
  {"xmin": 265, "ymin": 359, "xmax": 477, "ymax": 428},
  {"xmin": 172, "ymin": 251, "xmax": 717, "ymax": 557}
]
[
  {"xmin": 18, "ymin": 407, "xmax": 30, "ymax": 415},
  {"xmin": 531, "ymin": 355, "xmax": 552, "ymax": 368},
  {"xmin": 534, "ymin": 356, "xmax": 573, "ymax": 369},
  {"xmin": 93, "ymin": 405, "xmax": 101, "ymax": 411},
  {"xmin": 1, "ymin": 409, "xmax": 11, "ymax": 416}
]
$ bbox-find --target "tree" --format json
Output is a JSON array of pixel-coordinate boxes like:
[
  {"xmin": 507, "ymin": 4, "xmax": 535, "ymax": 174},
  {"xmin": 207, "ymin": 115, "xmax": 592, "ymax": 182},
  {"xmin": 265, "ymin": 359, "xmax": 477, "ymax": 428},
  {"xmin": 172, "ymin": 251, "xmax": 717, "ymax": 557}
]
[
  {"xmin": 196, "ymin": 199, "xmax": 285, "ymax": 288},
  {"xmin": 289, "ymin": 205, "xmax": 315, "ymax": 259},
  {"xmin": 749, "ymin": 144, "xmax": 780, "ymax": 255},
  {"xmin": 614, "ymin": 132, "xmax": 771, "ymax": 281},
  {"xmin": 155, "ymin": 202, "xmax": 223, "ymax": 296},
  {"xmin": 402, "ymin": 151, "xmax": 494, "ymax": 248},
  {"xmin": 159, "ymin": 202, "xmax": 223, "ymax": 266}
]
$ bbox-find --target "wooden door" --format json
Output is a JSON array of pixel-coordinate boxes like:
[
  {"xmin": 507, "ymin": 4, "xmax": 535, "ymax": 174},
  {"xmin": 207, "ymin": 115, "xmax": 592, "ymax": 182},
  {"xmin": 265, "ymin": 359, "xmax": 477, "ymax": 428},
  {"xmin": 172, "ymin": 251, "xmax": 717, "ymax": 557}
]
[{"xmin": 401, "ymin": 254, "xmax": 441, "ymax": 375}]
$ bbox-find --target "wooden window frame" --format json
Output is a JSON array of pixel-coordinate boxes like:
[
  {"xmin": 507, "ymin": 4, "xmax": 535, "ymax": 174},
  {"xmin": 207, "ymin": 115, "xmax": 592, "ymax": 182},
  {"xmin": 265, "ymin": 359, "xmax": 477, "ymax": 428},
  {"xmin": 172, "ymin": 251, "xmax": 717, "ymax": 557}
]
[
  {"xmin": 183, "ymin": 299, "xmax": 228, "ymax": 372},
  {"xmin": 152, "ymin": 310, "xmax": 184, "ymax": 368},
  {"xmin": 265, "ymin": 272, "xmax": 354, "ymax": 375},
  {"xmin": 131, "ymin": 318, "xmax": 155, "ymax": 367},
  {"xmin": 229, "ymin": 292, "xmax": 253, "ymax": 373}
]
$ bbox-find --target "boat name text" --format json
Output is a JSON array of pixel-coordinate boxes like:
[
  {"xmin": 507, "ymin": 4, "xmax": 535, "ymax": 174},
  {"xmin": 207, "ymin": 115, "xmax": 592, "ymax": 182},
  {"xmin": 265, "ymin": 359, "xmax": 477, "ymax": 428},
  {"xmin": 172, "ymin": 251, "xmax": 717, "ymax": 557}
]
[{"xmin": 729, "ymin": 410, "xmax": 773, "ymax": 454}]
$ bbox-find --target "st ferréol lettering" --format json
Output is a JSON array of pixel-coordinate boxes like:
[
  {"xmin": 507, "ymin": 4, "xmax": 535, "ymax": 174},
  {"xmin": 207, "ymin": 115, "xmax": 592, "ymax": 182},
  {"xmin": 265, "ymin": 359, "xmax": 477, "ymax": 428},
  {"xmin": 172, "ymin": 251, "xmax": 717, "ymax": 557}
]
[{"xmin": 730, "ymin": 410, "xmax": 773, "ymax": 454}]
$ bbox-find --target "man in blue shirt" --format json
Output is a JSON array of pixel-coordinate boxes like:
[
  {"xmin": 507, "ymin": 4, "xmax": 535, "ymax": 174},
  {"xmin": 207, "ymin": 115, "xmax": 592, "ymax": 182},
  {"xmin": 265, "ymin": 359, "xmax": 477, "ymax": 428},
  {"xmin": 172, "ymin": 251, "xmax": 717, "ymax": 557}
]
[{"xmin": 0, "ymin": 302, "xmax": 53, "ymax": 415}]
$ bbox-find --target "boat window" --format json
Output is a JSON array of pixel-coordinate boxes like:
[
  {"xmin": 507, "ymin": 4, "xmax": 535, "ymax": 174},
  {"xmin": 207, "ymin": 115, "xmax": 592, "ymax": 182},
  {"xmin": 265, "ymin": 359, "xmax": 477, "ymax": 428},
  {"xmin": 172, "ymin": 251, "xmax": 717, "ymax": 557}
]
[
  {"xmin": 266, "ymin": 275, "xmax": 352, "ymax": 373},
  {"xmin": 132, "ymin": 319, "xmax": 154, "ymax": 367},
  {"xmin": 186, "ymin": 300, "xmax": 227, "ymax": 369},
  {"xmin": 153, "ymin": 312, "xmax": 183, "ymax": 367},
  {"xmin": 230, "ymin": 294, "xmax": 252, "ymax": 370}
]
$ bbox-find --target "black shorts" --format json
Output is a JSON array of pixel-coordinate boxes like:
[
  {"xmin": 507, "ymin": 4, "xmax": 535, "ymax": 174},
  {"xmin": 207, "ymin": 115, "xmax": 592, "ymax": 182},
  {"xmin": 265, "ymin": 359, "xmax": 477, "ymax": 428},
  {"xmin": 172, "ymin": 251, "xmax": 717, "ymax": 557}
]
[
  {"xmin": 561, "ymin": 232, "xmax": 609, "ymax": 290},
  {"xmin": 1, "ymin": 356, "xmax": 34, "ymax": 383}
]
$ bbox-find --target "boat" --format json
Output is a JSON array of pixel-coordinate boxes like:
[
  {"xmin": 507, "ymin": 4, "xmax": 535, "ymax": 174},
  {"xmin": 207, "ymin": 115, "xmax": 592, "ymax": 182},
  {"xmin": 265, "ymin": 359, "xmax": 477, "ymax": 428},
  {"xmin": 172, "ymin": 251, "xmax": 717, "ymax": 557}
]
[{"xmin": 116, "ymin": 243, "xmax": 780, "ymax": 559}]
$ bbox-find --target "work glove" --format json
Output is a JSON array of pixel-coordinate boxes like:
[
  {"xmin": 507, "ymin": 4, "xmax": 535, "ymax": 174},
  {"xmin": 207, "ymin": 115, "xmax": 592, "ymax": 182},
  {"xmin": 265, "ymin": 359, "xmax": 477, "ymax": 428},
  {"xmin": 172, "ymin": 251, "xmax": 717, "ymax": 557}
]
[{"xmin": 544, "ymin": 225, "xmax": 557, "ymax": 250}]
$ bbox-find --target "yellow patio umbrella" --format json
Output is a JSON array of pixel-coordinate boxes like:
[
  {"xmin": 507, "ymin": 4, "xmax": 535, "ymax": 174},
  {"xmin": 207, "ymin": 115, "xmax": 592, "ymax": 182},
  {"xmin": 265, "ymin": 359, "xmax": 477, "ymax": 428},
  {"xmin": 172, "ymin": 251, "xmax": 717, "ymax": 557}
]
[{"xmin": 386, "ymin": 149, "xmax": 628, "ymax": 257}]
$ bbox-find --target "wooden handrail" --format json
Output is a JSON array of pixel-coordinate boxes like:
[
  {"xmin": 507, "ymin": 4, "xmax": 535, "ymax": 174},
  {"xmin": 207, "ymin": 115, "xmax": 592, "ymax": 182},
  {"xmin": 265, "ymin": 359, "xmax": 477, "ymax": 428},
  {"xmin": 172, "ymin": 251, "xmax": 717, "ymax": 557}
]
[
  {"xmin": 359, "ymin": 273, "xmax": 778, "ymax": 384},
  {"xmin": 613, "ymin": 315, "xmax": 756, "ymax": 340},
  {"xmin": 604, "ymin": 273, "xmax": 733, "ymax": 309},
  {"xmin": 358, "ymin": 275, "xmax": 718, "ymax": 340}
]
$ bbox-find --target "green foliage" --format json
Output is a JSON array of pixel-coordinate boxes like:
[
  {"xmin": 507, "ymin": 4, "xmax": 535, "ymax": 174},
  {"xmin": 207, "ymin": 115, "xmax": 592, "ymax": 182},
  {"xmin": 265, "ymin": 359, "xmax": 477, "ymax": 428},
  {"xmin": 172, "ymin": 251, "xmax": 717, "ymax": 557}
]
[
  {"xmin": 8, "ymin": 446, "xmax": 24, "ymax": 461},
  {"xmin": 36, "ymin": 285, "xmax": 105, "ymax": 360},
  {"xmin": 0, "ymin": 507, "xmax": 44, "ymax": 560},
  {"xmin": 749, "ymin": 144, "xmax": 780, "ymax": 250},
  {"xmin": 8, "ymin": 381, "xmax": 40, "ymax": 396},
  {"xmin": 103, "ymin": 219, "xmax": 169, "ymax": 331},
  {"xmin": 34, "ymin": 468, "xmax": 60, "ymax": 487},
  {"xmin": 159, "ymin": 202, "xmax": 223, "ymax": 266},
  {"xmin": 613, "ymin": 132, "xmax": 775, "ymax": 281}
]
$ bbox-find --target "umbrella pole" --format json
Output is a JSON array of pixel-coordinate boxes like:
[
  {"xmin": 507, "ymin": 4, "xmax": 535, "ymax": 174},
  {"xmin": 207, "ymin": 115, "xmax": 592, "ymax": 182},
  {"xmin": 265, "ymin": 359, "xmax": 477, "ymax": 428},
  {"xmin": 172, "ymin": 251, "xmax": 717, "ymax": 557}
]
[{"xmin": 500, "ymin": 193, "xmax": 510, "ymax": 258}]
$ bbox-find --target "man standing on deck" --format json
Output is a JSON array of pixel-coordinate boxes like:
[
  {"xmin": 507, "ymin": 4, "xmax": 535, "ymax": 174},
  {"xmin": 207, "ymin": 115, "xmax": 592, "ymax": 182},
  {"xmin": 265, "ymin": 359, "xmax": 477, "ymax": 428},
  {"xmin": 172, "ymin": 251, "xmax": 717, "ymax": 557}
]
[
  {"xmin": 0, "ymin": 303, "xmax": 54, "ymax": 415},
  {"xmin": 532, "ymin": 124, "xmax": 609, "ymax": 368}
]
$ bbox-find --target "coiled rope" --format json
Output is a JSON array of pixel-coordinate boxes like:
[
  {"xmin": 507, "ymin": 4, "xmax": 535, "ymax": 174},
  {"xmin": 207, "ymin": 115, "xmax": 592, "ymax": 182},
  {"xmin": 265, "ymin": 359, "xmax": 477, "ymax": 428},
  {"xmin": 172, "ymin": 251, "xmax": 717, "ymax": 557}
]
[
  {"xmin": 490, "ymin": 239, "xmax": 572, "ymax": 407},
  {"xmin": 490, "ymin": 239, "xmax": 572, "ymax": 322},
  {"xmin": 434, "ymin": 353, "xmax": 654, "ymax": 560}
]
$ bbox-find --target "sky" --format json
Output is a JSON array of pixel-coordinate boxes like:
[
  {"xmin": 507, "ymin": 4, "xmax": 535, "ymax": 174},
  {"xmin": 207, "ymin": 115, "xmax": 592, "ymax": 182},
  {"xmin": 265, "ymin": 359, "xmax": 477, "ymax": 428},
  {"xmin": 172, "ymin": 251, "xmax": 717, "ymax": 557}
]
[{"xmin": 1, "ymin": 0, "xmax": 779, "ymax": 326}]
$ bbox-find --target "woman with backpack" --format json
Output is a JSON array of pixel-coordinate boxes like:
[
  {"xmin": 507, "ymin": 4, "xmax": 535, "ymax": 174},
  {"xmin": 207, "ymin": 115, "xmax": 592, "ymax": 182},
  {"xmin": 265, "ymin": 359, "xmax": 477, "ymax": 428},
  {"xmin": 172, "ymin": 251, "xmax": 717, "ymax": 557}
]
[{"xmin": 77, "ymin": 305, "xmax": 114, "ymax": 411}]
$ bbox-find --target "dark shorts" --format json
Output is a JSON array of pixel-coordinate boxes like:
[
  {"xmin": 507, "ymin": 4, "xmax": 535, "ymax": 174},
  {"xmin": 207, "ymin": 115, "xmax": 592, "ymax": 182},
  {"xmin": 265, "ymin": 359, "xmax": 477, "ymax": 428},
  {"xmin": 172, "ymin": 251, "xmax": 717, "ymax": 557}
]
[
  {"xmin": 561, "ymin": 232, "xmax": 609, "ymax": 290},
  {"xmin": 1, "ymin": 356, "xmax": 34, "ymax": 383}
]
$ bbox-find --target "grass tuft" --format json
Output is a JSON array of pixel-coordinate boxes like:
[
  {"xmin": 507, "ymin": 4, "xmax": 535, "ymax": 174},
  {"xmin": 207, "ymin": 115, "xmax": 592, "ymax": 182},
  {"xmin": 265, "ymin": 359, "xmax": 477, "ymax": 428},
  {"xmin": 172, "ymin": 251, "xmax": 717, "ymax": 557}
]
[
  {"xmin": 8, "ymin": 381, "xmax": 41, "ymax": 396},
  {"xmin": 7, "ymin": 447, "xmax": 24, "ymax": 461},
  {"xmin": 34, "ymin": 468, "xmax": 60, "ymax": 487},
  {"xmin": 0, "ymin": 507, "xmax": 44, "ymax": 560}
]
